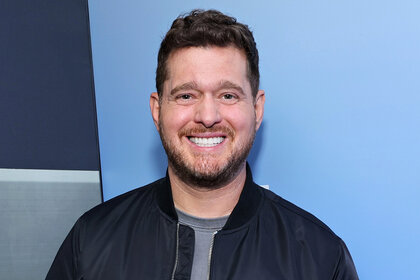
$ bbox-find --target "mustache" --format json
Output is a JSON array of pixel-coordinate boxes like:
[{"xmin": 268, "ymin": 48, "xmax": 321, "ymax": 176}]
[{"xmin": 178, "ymin": 125, "xmax": 235, "ymax": 138}]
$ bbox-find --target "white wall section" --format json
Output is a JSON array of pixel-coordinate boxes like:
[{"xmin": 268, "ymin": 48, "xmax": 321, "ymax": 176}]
[{"xmin": 0, "ymin": 169, "xmax": 101, "ymax": 280}]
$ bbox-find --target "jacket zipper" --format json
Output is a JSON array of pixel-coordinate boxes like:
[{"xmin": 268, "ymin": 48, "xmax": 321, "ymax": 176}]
[
  {"xmin": 207, "ymin": 231, "xmax": 218, "ymax": 280},
  {"xmin": 171, "ymin": 223, "xmax": 180, "ymax": 280}
]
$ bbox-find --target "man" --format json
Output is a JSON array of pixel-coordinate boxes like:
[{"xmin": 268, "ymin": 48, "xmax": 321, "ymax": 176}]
[{"xmin": 47, "ymin": 9, "xmax": 358, "ymax": 280}]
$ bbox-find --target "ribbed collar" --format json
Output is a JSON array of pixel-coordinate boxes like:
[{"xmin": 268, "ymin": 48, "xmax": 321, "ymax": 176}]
[{"xmin": 155, "ymin": 162, "xmax": 263, "ymax": 231}]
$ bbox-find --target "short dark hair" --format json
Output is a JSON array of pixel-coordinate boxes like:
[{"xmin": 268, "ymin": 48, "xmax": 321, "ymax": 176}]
[{"xmin": 156, "ymin": 9, "xmax": 260, "ymax": 97}]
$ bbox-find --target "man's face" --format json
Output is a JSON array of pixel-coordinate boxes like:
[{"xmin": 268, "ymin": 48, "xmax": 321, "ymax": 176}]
[{"xmin": 150, "ymin": 46, "xmax": 264, "ymax": 188}]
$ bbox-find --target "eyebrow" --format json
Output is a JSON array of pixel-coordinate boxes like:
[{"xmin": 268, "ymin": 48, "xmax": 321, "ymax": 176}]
[
  {"xmin": 217, "ymin": 80, "xmax": 245, "ymax": 96},
  {"xmin": 170, "ymin": 80, "xmax": 245, "ymax": 96},
  {"xmin": 170, "ymin": 82, "xmax": 198, "ymax": 96}
]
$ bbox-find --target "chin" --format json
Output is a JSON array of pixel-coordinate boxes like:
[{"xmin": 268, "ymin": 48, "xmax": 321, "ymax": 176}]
[{"xmin": 169, "ymin": 153, "xmax": 247, "ymax": 189}]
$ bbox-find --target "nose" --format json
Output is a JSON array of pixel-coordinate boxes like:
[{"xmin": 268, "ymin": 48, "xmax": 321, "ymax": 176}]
[{"xmin": 194, "ymin": 94, "xmax": 222, "ymax": 128}]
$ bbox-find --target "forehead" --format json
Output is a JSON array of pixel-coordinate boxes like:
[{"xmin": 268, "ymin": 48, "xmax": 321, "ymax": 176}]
[{"xmin": 164, "ymin": 46, "xmax": 250, "ymax": 92}]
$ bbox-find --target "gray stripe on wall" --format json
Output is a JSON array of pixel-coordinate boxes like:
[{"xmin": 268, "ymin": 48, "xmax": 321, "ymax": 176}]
[
  {"xmin": 0, "ymin": 168, "xmax": 100, "ymax": 183},
  {"xmin": 0, "ymin": 169, "xmax": 102, "ymax": 280}
]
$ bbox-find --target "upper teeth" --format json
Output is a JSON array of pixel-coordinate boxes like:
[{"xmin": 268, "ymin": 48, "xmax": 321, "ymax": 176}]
[{"xmin": 189, "ymin": 137, "xmax": 224, "ymax": 147}]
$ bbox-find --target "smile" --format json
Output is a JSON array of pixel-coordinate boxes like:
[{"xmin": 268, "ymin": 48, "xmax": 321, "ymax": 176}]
[{"xmin": 188, "ymin": 137, "xmax": 225, "ymax": 147}]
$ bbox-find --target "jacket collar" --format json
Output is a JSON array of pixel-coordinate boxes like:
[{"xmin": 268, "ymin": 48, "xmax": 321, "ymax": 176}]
[{"xmin": 155, "ymin": 162, "xmax": 263, "ymax": 230}]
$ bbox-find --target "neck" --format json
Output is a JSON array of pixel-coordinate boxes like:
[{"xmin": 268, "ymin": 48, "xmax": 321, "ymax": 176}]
[{"xmin": 168, "ymin": 163, "xmax": 247, "ymax": 219}]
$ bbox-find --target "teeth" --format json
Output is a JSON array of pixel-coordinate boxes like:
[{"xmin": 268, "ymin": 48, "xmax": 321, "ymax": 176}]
[{"xmin": 189, "ymin": 137, "xmax": 224, "ymax": 147}]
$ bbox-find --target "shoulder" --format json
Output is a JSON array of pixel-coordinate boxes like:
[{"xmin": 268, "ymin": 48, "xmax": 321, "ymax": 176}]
[
  {"xmin": 78, "ymin": 178, "xmax": 165, "ymax": 231},
  {"xmin": 261, "ymin": 187, "xmax": 337, "ymax": 236},
  {"xmin": 258, "ymin": 187, "xmax": 347, "ymax": 258},
  {"xmin": 261, "ymin": 188, "xmax": 337, "ymax": 236},
  {"xmin": 66, "ymin": 178, "xmax": 167, "ymax": 255},
  {"xmin": 258, "ymin": 188, "xmax": 358, "ymax": 276}
]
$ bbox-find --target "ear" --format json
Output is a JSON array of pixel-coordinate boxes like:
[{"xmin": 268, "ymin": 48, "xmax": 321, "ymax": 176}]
[
  {"xmin": 254, "ymin": 90, "xmax": 265, "ymax": 131},
  {"xmin": 150, "ymin": 92, "xmax": 160, "ymax": 131}
]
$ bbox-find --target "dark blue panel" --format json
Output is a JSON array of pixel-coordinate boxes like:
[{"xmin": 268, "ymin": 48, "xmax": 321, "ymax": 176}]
[{"xmin": 0, "ymin": 0, "xmax": 100, "ymax": 170}]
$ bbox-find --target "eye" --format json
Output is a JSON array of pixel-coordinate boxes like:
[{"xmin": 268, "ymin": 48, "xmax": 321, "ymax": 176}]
[
  {"xmin": 222, "ymin": 93, "xmax": 235, "ymax": 100},
  {"xmin": 220, "ymin": 93, "xmax": 238, "ymax": 104},
  {"xmin": 174, "ymin": 93, "xmax": 197, "ymax": 105},
  {"xmin": 177, "ymin": 94, "xmax": 192, "ymax": 100}
]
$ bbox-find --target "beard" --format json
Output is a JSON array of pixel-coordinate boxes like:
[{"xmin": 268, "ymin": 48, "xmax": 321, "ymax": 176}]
[{"xmin": 158, "ymin": 122, "xmax": 256, "ymax": 189}]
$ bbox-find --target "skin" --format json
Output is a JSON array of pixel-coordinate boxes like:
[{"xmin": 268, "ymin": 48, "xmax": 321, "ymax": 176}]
[{"xmin": 150, "ymin": 46, "xmax": 265, "ymax": 218}]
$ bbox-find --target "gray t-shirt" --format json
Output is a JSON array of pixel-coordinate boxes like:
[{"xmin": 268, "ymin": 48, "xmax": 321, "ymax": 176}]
[{"xmin": 176, "ymin": 208, "xmax": 229, "ymax": 280}]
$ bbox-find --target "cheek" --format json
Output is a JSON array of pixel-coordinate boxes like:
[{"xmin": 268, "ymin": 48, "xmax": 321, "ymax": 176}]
[
  {"xmin": 160, "ymin": 105, "xmax": 194, "ymax": 132},
  {"xmin": 222, "ymin": 107, "xmax": 256, "ymax": 132}
]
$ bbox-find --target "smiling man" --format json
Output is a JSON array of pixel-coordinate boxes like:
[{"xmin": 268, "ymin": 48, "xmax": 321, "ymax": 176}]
[
  {"xmin": 47, "ymin": 9, "xmax": 358, "ymax": 280},
  {"xmin": 150, "ymin": 46, "xmax": 264, "ymax": 219}
]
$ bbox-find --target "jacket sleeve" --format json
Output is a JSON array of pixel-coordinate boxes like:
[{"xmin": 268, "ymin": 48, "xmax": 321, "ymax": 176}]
[
  {"xmin": 332, "ymin": 239, "xmax": 359, "ymax": 280},
  {"xmin": 45, "ymin": 217, "xmax": 83, "ymax": 280}
]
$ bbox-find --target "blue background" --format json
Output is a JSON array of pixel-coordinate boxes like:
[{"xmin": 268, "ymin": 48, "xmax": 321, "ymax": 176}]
[{"xmin": 88, "ymin": 1, "xmax": 420, "ymax": 279}]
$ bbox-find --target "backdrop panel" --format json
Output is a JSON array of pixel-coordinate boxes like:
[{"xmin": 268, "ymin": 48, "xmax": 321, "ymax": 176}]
[
  {"xmin": 0, "ymin": 0, "xmax": 102, "ymax": 279},
  {"xmin": 0, "ymin": 169, "xmax": 101, "ymax": 279},
  {"xmin": 89, "ymin": 1, "xmax": 420, "ymax": 279},
  {"xmin": 0, "ymin": 0, "xmax": 99, "ymax": 171}
]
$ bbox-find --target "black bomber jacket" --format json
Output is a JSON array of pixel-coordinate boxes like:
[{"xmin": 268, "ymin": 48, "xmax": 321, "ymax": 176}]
[{"xmin": 46, "ymin": 164, "xmax": 359, "ymax": 279}]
